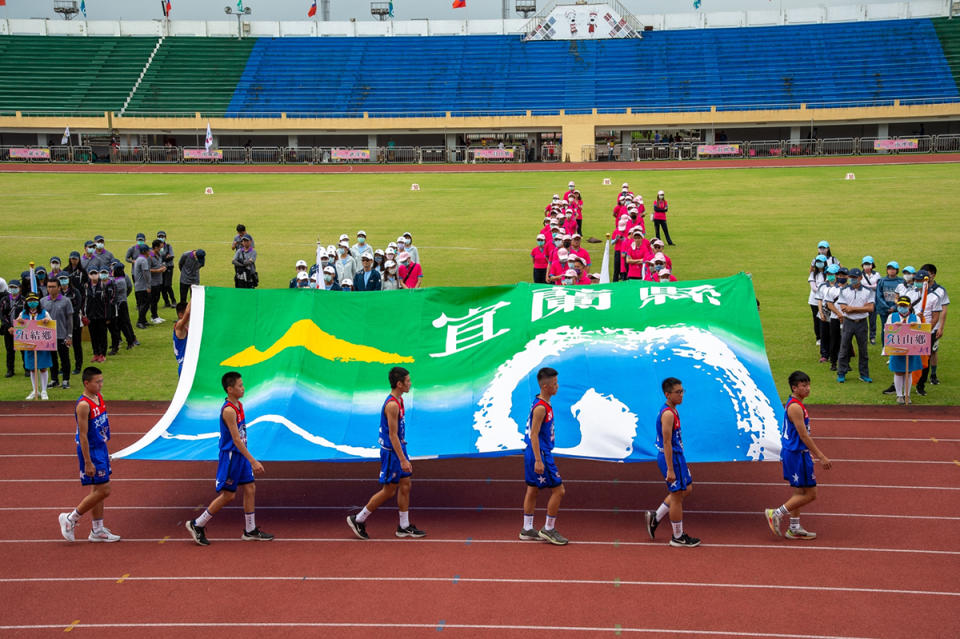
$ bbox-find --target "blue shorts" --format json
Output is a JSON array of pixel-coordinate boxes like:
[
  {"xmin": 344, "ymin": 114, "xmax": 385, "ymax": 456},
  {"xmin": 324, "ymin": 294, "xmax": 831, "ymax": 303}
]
[
  {"xmin": 379, "ymin": 445, "xmax": 412, "ymax": 484},
  {"xmin": 77, "ymin": 445, "xmax": 111, "ymax": 486},
  {"xmin": 656, "ymin": 450, "xmax": 692, "ymax": 492},
  {"xmin": 524, "ymin": 447, "xmax": 562, "ymax": 488},
  {"xmin": 215, "ymin": 450, "xmax": 255, "ymax": 493},
  {"xmin": 781, "ymin": 449, "xmax": 816, "ymax": 487}
]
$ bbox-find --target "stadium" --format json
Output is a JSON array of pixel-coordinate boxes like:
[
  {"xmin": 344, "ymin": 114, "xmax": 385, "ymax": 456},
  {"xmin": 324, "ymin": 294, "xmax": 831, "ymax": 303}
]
[{"xmin": 0, "ymin": 0, "xmax": 958, "ymax": 636}]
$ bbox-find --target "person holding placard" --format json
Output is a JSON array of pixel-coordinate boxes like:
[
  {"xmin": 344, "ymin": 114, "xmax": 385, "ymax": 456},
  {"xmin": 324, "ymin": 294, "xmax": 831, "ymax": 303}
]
[{"xmin": 886, "ymin": 296, "xmax": 922, "ymax": 405}]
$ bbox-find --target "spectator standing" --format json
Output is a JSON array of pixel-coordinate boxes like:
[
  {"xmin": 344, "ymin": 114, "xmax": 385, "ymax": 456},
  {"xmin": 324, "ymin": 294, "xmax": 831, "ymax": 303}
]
[
  {"xmin": 79, "ymin": 240, "xmax": 97, "ymax": 273},
  {"xmin": 90, "ymin": 235, "xmax": 115, "ymax": 272},
  {"xmin": 810, "ymin": 241, "xmax": 838, "ymax": 271},
  {"xmin": 125, "ymin": 233, "xmax": 147, "ymax": 265},
  {"xmin": 57, "ymin": 273, "xmax": 84, "ymax": 373},
  {"xmin": 289, "ymin": 260, "xmax": 309, "ymax": 288},
  {"xmin": 625, "ymin": 228, "xmax": 653, "ymax": 280},
  {"xmin": 132, "ymin": 245, "xmax": 152, "ymax": 330},
  {"xmin": 398, "ymin": 252, "xmax": 423, "ymax": 289},
  {"xmin": 568, "ymin": 234, "xmax": 590, "ymax": 269},
  {"xmin": 232, "ymin": 224, "xmax": 254, "ymax": 250},
  {"xmin": 652, "ymin": 190, "xmax": 674, "ymax": 246},
  {"xmin": 178, "ymin": 249, "xmax": 205, "ymax": 303},
  {"xmin": 108, "ymin": 263, "xmax": 137, "ymax": 353},
  {"xmin": 373, "ymin": 249, "xmax": 386, "ymax": 274},
  {"xmin": 1, "ymin": 279, "xmax": 16, "ymax": 378},
  {"xmin": 334, "ymin": 241, "xmax": 357, "ymax": 284},
  {"xmin": 875, "ymin": 261, "xmax": 903, "ymax": 330},
  {"xmin": 352, "ymin": 231, "xmax": 374, "ymax": 261},
  {"xmin": 382, "ymin": 261, "xmax": 401, "ymax": 291},
  {"xmin": 402, "ymin": 233, "xmax": 419, "ymax": 265},
  {"xmin": 822, "ymin": 265, "xmax": 844, "ymax": 371},
  {"xmin": 157, "ymin": 231, "xmax": 177, "ymax": 308},
  {"xmin": 808, "ymin": 255, "xmax": 828, "ymax": 343},
  {"xmin": 148, "ymin": 240, "xmax": 166, "ymax": 323},
  {"xmin": 232, "ymin": 235, "xmax": 258, "ymax": 289},
  {"xmin": 354, "ymin": 255, "xmax": 382, "ymax": 291},
  {"xmin": 41, "ymin": 278, "xmax": 74, "ymax": 389},
  {"xmin": 860, "ymin": 256, "xmax": 880, "ymax": 344},
  {"xmin": 531, "ymin": 234, "xmax": 549, "ymax": 284},
  {"xmin": 835, "ymin": 268, "xmax": 874, "ymax": 384},
  {"xmin": 913, "ymin": 269, "xmax": 943, "ymax": 398},
  {"xmin": 923, "ymin": 264, "xmax": 947, "ymax": 387},
  {"xmin": 320, "ymin": 266, "xmax": 341, "ymax": 291},
  {"xmin": 19, "ymin": 292, "xmax": 53, "ymax": 400}
]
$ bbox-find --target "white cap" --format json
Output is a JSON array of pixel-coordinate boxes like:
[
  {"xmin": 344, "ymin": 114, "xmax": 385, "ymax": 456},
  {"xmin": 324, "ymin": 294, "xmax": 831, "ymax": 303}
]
[
  {"xmin": 338, "ymin": 240, "xmax": 350, "ymax": 248},
  {"xmin": 572, "ymin": 233, "xmax": 582, "ymax": 239},
  {"xmin": 552, "ymin": 193, "xmax": 560, "ymax": 200},
  {"xmin": 384, "ymin": 260, "xmax": 396, "ymax": 269},
  {"xmin": 557, "ymin": 248, "xmax": 569, "ymax": 259},
  {"xmin": 396, "ymin": 236, "xmax": 406, "ymax": 244},
  {"xmin": 622, "ymin": 182, "xmax": 629, "ymax": 188},
  {"xmin": 341, "ymin": 278, "xmax": 353, "ymax": 287},
  {"xmin": 568, "ymin": 181, "xmax": 575, "ymax": 187},
  {"xmin": 398, "ymin": 251, "xmax": 410, "ymax": 262},
  {"xmin": 318, "ymin": 251, "xmax": 328, "ymax": 260},
  {"xmin": 374, "ymin": 248, "xmax": 384, "ymax": 256},
  {"xmin": 357, "ymin": 230, "xmax": 366, "ymax": 237},
  {"xmin": 575, "ymin": 255, "xmax": 587, "ymax": 264},
  {"xmin": 296, "ymin": 271, "xmax": 308, "ymax": 280},
  {"xmin": 326, "ymin": 245, "xmax": 336, "ymax": 254},
  {"xmin": 659, "ymin": 268, "xmax": 671, "ymax": 277},
  {"xmin": 339, "ymin": 233, "xmax": 349, "ymax": 241},
  {"xmin": 651, "ymin": 238, "xmax": 664, "ymax": 247},
  {"xmin": 562, "ymin": 234, "xmax": 571, "ymax": 241},
  {"xmin": 323, "ymin": 265, "xmax": 335, "ymax": 275},
  {"xmin": 564, "ymin": 268, "xmax": 578, "ymax": 278},
  {"xmin": 386, "ymin": 248, "xmax": 396, "ymax": 256},
  {"xmin": 631, "ymin": 226, "xmax": 644, "ymax": 236},
  {"xmin": 360, "ymin": 253, "xmax": 373, "ymax": 261},
  {"xmin": 617, "ymin": 220, "xmax": 628, "ymax": 231},
  {"xmin": 566, "ymin": 254, "xmax": 577, "ymax": 262},
  {"xmin": 658, "ymin": 190, "xmax": 665, "ymax": 195},
  {"xmin": 619, "ymin": 213, "xmax": 631, "ymax": 220},
  {"xmin": 388, "ymin": 242, "xmax": 398, "ymax": 249},
  {"xmin": 403, "ymin": 232, "xmax": 412, "ymax": 239},
  {"xmin": 295, "ymin": 259, "xmax": 307, "ymax": 268},
  {"xmin": 653, "ymin": 252, "xmax": 666, "ymax": 262},
  {"xmin": 536, "ymin": 233, "xmax": 545, "ymax": 240},
  {"xmin": 636, "ymin": 194, "xmax": 643, "ymax": 201}
]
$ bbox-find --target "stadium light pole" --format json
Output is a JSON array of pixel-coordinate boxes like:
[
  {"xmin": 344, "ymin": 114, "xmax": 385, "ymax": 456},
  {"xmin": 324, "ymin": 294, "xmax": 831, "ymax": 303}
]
[{"xmin": 224, "ymin": 4, "xmax": 253, "ymax": 39}]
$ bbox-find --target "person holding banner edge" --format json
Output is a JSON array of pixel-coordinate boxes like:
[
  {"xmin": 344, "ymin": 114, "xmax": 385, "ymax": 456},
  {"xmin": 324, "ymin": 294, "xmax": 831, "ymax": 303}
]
[{"xmin": 886, "ymin": 296, "xmax": 923, "ymax": 405}]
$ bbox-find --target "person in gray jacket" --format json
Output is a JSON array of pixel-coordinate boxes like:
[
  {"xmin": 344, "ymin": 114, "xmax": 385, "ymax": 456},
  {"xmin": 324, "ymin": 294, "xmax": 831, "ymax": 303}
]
[
  {"xmin": 148, "ymin": 240, "xmax": 167, "ymax": 323},
  {"xmin": 41, "ymin": 278, "xmax": 74, "ymax": 390},
  {"xmin": 107, "ymin": 263, "xmax": 137, "ymax": 354},
  {"xmin": 132, "ymin": 245, "xmax": 152, "ymax": 329},
  {"xmin": 178, "ymin": 249, "xmax": 206, "ymax": 302}
]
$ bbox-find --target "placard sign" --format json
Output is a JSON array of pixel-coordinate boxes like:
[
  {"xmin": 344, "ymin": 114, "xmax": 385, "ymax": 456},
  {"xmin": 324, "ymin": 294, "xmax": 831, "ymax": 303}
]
[
  {"xmin": 183, "ymin": 149, "xmax": 223, "ymax": 160},
  {"xmin": 697, "ymin": 144, "xmax": 741, "ymax": 156},
  {"xmin": 882, "ymin": 322, "xmax": 931, "ymax": 356},
  {"xmin": 331, "ymin": 149, "xmax": 371, "ymax": 160},
  {"xmin": 13, "ymin": 318, "xmax": 57, "ymax": 351},
  {"xmin": 10, "ymin": 148, "xmax": 51, "ymax": 159},
  {"xmin": 873, "ymin": 139, "xmax": 918, "ymax": 150},
  {"xmin": 472, "ymin": 148, "xmax": 515, "ymax": 159}
]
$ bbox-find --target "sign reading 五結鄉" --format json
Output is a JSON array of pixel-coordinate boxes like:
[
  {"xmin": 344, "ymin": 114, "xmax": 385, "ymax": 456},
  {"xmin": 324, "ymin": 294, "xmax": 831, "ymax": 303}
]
[{"xmin": 13, "ymin": 318, "xmax": 57, "ymax": 351}]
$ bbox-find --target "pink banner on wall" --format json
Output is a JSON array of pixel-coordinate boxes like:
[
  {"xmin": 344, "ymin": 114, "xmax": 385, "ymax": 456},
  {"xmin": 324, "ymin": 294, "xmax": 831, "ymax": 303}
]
[
  {"xmin": 331, "ymin": 149, "xmax": 371, "ymax": 160},
  {"xmin": 882, "ymin": 322, "xmax": 932, "ymax": 356},
  {"xmin": 697, "ymin": 144, "xmax": 741, "ymax": 156},
  {"xmin": 873, "ymin": 139, "xmax": 918, "ymax": 150},
  {"xmin": 10, "ymin": 148, "xmax": 51, "ymax": 159},
  {"xmin": 183, "ymin": 149, "xmax": 223, "ymax": 160},
  {"xmin": 13, "ymin": 319, "xmax": 57, "ymax": 351},
  {"xmin": 472, "ymin": 148, "xmax": 515, "ymax": 159}
]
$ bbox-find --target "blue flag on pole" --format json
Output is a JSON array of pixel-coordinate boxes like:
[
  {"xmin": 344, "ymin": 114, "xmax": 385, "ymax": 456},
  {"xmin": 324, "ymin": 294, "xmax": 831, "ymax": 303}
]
[{"xmin": 80, "ymin": 0, "xmax": 87, "ymax": 17}]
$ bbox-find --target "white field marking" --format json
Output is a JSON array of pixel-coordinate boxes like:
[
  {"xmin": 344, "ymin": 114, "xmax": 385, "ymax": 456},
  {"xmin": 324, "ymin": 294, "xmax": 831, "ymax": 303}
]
[
  {"xmin": 1, "ymin": 478, "xmax": 958, "ymax": 491},
  {"xmin": 818, "ymin": 436, "xmax": 960, "ymax": 442},
  {"xmin": 98, "ymin": 192, "xmax": 169, "ymax": 196},
  {"xmin": 3, "ymin": 504, "xmax": 957, "ymax": 521},
  {"xmin": 0, "ymin": 622, "xmax": 882, "ymax": 639},
  {"xmin": 2, "ymin": 537, "xmax": 957, "ymax": 557},
  {"xmin": 821, "ymin": 417, "xmax": 960, "ymax": 423},
  {"xmin": 0, "ymin": 575, "xmax": 954, "ymax": 599}
]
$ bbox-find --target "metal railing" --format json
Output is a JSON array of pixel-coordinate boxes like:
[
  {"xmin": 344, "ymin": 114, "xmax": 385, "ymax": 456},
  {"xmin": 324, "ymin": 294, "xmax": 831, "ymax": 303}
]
[
  {"xmin": 935, "ymin": 134, "xmax": 960, "ymax": 153},
  {"xmin": 820, "ymin": 138, "xmax": 856, "ymax": 156},
  {"xmin": 540, "ymin": 144, "xmax": 562, "ymax": 162}
]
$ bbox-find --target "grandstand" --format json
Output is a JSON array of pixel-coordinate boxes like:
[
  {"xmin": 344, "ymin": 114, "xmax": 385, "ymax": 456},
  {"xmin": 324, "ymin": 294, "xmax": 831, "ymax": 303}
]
[{"xmin": 0, "ymin": 3, "xmax": 959, "ymax": 161}]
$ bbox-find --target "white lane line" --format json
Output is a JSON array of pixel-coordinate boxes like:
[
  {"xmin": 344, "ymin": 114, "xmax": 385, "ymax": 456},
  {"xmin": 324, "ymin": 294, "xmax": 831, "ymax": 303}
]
[
  {"xmin": 817, "ymin": 417, "xmax": 960, "ymax": 423},
  {"xmin": 0, "ymin": 432, "xmax": 146, "ymax": 436},
  {"xmin": 0, "ymin": 622, "xmax": 881, "ymax": 639},
  {"xmin": 818, "ymin": 436, "xmax": 960, "ymax": 442},
  {"xmin": 1, "ymin": 478, "xmax": 957, "ymax": 491},
  {"xmin": 1, "ymin": 537, "xmax": 956, "ymax": 556},
  {"xmin": 2, "ymin": 505, "xmax": 956, "ymax": 521},
  {"xmin": 0, "ymin": 575, "xmax": 954, "ymax": 599}
]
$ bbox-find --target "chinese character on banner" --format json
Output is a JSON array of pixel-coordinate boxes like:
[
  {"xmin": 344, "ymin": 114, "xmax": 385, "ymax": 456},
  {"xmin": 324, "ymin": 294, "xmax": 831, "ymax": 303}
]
[
  {"xmin": 430, "ymin": 302, "xmax": 511, "ymax": 357},
  {"xmin": 531, "ymin": 288, "xmax": 612, "ymax": 322},
  {"xmin": 638, "ymin": 284, "xmax": 722, "ymax": 309}
]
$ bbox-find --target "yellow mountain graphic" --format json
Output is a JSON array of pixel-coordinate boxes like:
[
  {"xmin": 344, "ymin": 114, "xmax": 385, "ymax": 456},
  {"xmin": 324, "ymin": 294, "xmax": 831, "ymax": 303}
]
[{"xmin": 219, "ymin": 319, "xmax": 415, "ymax": 367}]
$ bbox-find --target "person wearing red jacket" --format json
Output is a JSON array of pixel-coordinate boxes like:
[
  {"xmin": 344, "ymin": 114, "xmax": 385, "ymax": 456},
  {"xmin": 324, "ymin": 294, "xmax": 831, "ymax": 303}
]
[
  {"xmin": 653, "ymin": 190, "xmax": 675, "ymax": 246},
  {"xmin": 531, "ymin": 234, "xmax": 550, "ymax": 284}
]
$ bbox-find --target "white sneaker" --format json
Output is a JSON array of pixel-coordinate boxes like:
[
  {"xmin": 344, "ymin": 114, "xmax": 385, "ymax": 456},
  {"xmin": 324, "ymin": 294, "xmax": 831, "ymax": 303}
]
[
  {"xmin": 152, "ymin": 317, "xmax": 165, "ymax": 324},
  {"xmin": 88, "ymin": 527, "xmax": 121, "ymax": 543},
  {"xmin": 40, "ymin": 391, "xmax": 49, "ymax": 400},
  {"xmin": 25, "ymin": 391, "xmax": 37, "ymax": 400},
  {"xmin": 58, "ymin": 513, "xmax": 76, "ymax": 542}
]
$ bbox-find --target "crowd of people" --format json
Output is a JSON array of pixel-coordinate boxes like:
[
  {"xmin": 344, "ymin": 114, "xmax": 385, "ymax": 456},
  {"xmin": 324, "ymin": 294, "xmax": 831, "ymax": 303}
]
[
  {"xmin": 806, "ymin": 241, "xmax": 948, "ymax": 404},
  {"xmin": 531, "ymin": 180, "xmax": 677, "ymax": 286}
]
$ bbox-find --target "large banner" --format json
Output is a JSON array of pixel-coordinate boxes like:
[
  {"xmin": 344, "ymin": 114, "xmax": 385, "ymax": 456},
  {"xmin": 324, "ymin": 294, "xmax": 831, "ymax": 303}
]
[
  {"xmin": 10, "ymin": 148, "xmax": 51, "ymax": 160},
  {"xmin": 472, "ymin": 148, "xmax": 515, "ymax": 160},
  {"xmin": 331, "ymin": 148, "xmax": 371, "ymax": 160},
  {"xmin": 697, "ymin": 144, "xmax": 742, "ymax": 156},
  {"xmin": 874, "ymin": 139, "xmax": 918, "ymax": 150},
  {"xmin": 183, "ymin": 149, "xmax": 223, "ymax": 160},
  {"xmin": 526, "ymin": 3, "xmax": 639, "ymax": 41},
  {"xmin": 114, "ymin": 275, "xmax": 782, "ymax": 463}
]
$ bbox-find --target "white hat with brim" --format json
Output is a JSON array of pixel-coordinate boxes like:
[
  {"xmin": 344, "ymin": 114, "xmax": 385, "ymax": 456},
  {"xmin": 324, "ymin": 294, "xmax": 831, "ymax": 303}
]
[{"xmin": 341, "ymin": 278, "xmax": 353, "ymax": 287}]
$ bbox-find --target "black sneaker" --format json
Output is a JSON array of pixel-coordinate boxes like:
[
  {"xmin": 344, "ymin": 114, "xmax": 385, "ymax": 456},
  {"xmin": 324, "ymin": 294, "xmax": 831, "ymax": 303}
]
[
  {"xmin": 669, "ymin": 533, "xmax": 701, "ymax": 548},
  {"xmin": 930, "ymin": 375, "xmax": 940, "ymax": 385},
  {"xmin": 347, "ymin": 514, "xmax": 369, "ymax": 540},
  {"xmin": 61, "ymin": 381, "xmax": 70, "ymax": 390},
  {"xmin": 108, "ymin": 348, "xmax": 119, "ymax": 356},
  {"xmin": 396, "ymin": 524, "xmax": 426, "ymax": 538},
  {"xmin": 186, "ymin": 520, "xmax": 209, "ymax": 546},
  {"xmin": 241, "ymin": 527, "xmax": 274, "ymax": 541},
  {"xmin": 829, "ymin": 364, "xmax": 837, "ymax": 371},
  {"xmin": 870, "ymin": 337, "xmax": 876, "ymax": 345},
  {"xmin": 644, "ymin": 510, "xmax": 660, "ymax": 540},
  {"xmin": 136, "ymin": 323, "xmax": 149, "ymax": 329},
  {"xmin": 4, "ymin": 371, "xmax": 13, "ymax": 378},
  {"xmin": 126, "ymin": 343, "xmax": 134, "ymax": 350},
  {"xmin": 915, "ymin": 386, "xmax": 927, "ymax": 397},
  {"xmin": 72, "ymin": 368, "xmax": 81, "ymax": 375},
  {"xmin": 882, "ymin": 384, "xmax": 896, "ymax": 395}
]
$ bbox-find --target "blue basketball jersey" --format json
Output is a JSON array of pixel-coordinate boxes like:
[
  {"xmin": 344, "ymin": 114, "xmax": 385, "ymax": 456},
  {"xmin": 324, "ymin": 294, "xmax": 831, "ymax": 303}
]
[
  {"xmin": 654, "ymin": 403, "xmax": 683, "ymax": 454},
  {"xmin": 173, "ymin": 329, "xmax": 187, "ymax": 377},
  {"xmin": 781, "ymin": 396, "xmax": 809, "ymax": 453},
  {"xmin": 524, "ymin": 396, "xmax": 555, "ymax": 453},
  {"xmin": 219, "ymin": 400, "xmax": 246, "ymax": 452},
  {"xmin": 378, "ymin": 394, "xmax": 406, "ymax": 451},
  {"xmin": 75, "ymin": 394, "xmax": 110, "ymax": 452}
]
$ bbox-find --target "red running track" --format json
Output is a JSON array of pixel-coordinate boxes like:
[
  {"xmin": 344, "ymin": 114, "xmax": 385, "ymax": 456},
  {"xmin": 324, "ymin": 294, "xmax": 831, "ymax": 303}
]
[{"xmin": 0, "ymin": 403, "xmax": 957, "ymax": 638}]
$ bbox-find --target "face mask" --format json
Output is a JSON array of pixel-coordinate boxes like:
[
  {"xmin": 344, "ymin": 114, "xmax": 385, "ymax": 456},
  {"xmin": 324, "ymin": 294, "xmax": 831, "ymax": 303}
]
[
  {"xmin": 357, "ymin": 238, "xmax": 366, "ymax": 245},
  {"xmin": 837, "ymin": 277, "xmax": 847, "ymax": 285},
  {"xmin": 138, "ymin": 241, "xmax": 147, "ymax": 247},
  {"xmin": 914, "ymin": 281, "xmax": 924, "ymax": 290},
  {"xmin": 848, "ymin": 278, "xmax": 860, "ymax": 287},
  {"xmin": 50, "ymin": 263, "xmax": 59, "ymax": 270},
  {"xmin": 554, "ymin": 240, "xmax": 562, "ymax": 247},
  {"xmin": 375, "ymin": 256, "xmax": 382, "ymax": 264},
  {"xmin": 815, "ymin": 263, "xmax": 824, "ymax": 269},
  {"xmin": 904, "ymin": 274, "xmax": 914, "ymax": 283},
  {"xmin": 27, "ymin": 301, "xmax": 39, "ymax": 310},
  {"xmin": 563, "ymin": 241, "xmax": 571, "ymax": 248},
  {"xmin": 654, "ymin": 264, "xmax": 663, "ymax": 271},
  {"xmin": 339, "ymin": 249, "xmax": 347, "ymax": 256},
  {"xmin": 388, "ymin": 268, "xmax": 397, "ymax": 275},
  {"xmin": 537, "ymin": 240, "xmax": 545, "ymax": 247},
  {"xmin": 563, "ymin": 278, "xmax": 574, "ymax": 285},
  {"xmin": 59, "ymin": 280, "xmax": 69, "ymax": 288},
  {"xmin": 819, "ymin": 248, "xmax": 827, "ymax": 254},
  {"xmin": 897, "ymin": 306, "xmax": 910, "ymax": 316},
  {"xmin": 324, "ymin": 275, "xmax": 333, "ymax": 283},
  {"xmin": 86, "ymin": 247, "xmax": 95, "ymax": 254},
  {"xmin": 96, "ymin": 242, "xmax": 104, "ymax": 249},
  {"xmin": 10, "ymin": 287, "xmax": 20, "ymax": 295}
]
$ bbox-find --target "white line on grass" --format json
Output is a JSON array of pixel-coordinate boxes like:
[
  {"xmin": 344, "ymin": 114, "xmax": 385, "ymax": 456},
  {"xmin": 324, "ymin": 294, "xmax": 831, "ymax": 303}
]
[
  {"xmin": 0, "ymin": 622, "xmax": 882, "ymax": 638},
  {"xmin": 98, "ymin": 192, "xmax": 169, "ymax": 196},
  {"xmin": 0, "ymin": 575, "xmax": 954, "ymax": 598},
  {"xmin": 2, "ymin": 537, "xmax": 956, "ymax": 556}
]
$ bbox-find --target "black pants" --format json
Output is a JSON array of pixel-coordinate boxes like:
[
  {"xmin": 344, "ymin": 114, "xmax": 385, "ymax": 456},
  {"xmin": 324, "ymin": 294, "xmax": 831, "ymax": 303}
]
[
  {"xmin": 114, "ymin": 301, "xmax": 136, "ymax": 346},
  {"xmin": 150, "ymin": 287, "xmax": 162, "ymax": 318},
  {"xmin": 576, "ymin": 219, "xmax": 583, "ymax": 235},
  {"xmin": 3, "ymin": 330, "xmax": 14, "ymax": 374},
  {"xmin": 180, "ymin": 282, "xmax": 193, "ymax": 303},
  {"xmin": 828, "ymin": 318, "xmax": 842, "ymax": 365},
  {"xmin": 72, "ymin": 317, "xmax": 83, "ymax": 371},
  {"xmin": 654, "ymin": 218, "xmax": 673, "ymax": 245},
  {"xmin": 809, "ymin": 304, "xmax": 821, "ymax": 341},
  {"xmin": 135, "ymin": 290, "xmax": 150, "ymax": 325},
  {"xmin": 533, "ymin": 268, "xmax": 546, "ymax": 284},
  {"xmin": 50, "ymin": 338, "xmax": 70, "ymax": 382},
  {"xmin": 818, "ymin": 312, "xmax": 831, "ymax": 359},
  {"xmin": 89, "ymin": 319, "xmax": 108, "ymax": 357},
  {"xmin": 917, "ymin": 335, "xmax": 938, "ymax": 389},
  {"xmin": 838, "ymin": 318, "xmax": 869, "ymax": 378},
  {"xmin": 161, "ymin": 269, "xmax": 176, "ymax": 306}
]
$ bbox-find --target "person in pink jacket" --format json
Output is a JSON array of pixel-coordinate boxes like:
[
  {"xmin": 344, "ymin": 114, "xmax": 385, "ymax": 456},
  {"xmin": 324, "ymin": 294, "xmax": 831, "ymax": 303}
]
[
  {"xmin": 563, "ymin": 211, "xmax": 578, "ymax": 237},
  {"xmin": 531, "ymin": 234, "xmax": 550, "ymax": 284},
  {"xmin": 625, "ymin": 228, "xmax": 653, "ymax": 280},
  {"xmin": 608, "ymin": 220, "xmax": 629, "ymax": 282},
  {"xmin": 649, "ymin": 239, "xmax": 672, "ymax": 270},
  {"xmin": 569, "ymin": 234, "xmax": 591, "ymax": 269},
  {"xmin": 653, "ymin": 190, "xmax": 675, "ymax": 246},
  {"xmin": 547, "ymin": 248, "xmax": 569, "ymax": 284},
  {"xmin": 397, "ymin": 252, "xmax": 422, "ymax": 289},
  {"xmin": 658, "ymin": 268, "xmax": 678, "ymax": 283}
]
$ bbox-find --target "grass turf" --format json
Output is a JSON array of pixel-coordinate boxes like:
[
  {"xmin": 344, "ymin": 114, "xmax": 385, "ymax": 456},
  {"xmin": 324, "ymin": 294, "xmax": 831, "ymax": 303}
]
[{"xmin": 0, "ymin": 164, "xmax": 956, "ymax": 404}]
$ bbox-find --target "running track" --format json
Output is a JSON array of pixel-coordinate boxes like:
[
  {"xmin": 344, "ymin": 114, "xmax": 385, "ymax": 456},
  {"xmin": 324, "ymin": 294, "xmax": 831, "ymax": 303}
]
[{"xmin": 0, "ymin": 402, "xmax": 957, "ymax": 638}]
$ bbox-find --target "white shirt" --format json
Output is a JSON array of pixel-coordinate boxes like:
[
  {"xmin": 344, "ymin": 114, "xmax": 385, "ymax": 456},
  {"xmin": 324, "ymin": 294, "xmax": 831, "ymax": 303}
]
[
  {"xmin": 916, "ymin": 290, "xmax": 943, "ymax": 325},
  {"xmin": 837, "ymin": 285, "xmax": 874, "ymax": 320},
  {"xmin": 823, "ymin": 284, "xmax": 843, "ymax": 320},
  {"xmin": 808, "ymin": 271, "xmax": 825, "ymax": 305},
  {"xmin": 861, "ymin": 270, "xmax": 880, "ymax": 293}
]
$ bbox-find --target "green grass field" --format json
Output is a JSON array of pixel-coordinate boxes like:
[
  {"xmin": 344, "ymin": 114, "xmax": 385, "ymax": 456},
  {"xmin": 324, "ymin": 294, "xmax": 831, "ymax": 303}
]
[{"xmin": 0, "ymin": 164, "xmax": 956, "ymax": 404}]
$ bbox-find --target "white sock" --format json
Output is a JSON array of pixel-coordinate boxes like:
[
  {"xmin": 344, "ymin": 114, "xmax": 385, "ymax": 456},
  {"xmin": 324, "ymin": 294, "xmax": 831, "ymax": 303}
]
[
  {"xmin": 195, "ymin": 509, "xmax": 213, "ymax": 527},
  {"xmin": 29, "ymin": 370, "xmax": 38, "ymax": 394},
  {"xmin": 904, "ymin": 375, "xmax": 913, "ymax": 398},
  {"xmin": 790, "ymin": 517, "xmax": 801, "ymax": 531},
  {"xmin": 39, "ymin": 369, "xmax": 48, "ymax": 390},
  {"xmin": 655, "ymin": 501, "xmax": 669, "ymax": 522},
  {"xmin": 92, "ymin": 518, "xmax": 104, "ymax": 533},
  {"xmin": 68, "ymin": 509, "xmax": 81, "ymax": 523},
  {"xmin": 356, "ymin": 507, "xmax": 372, "ymax": 523},
  {"xmin": 894, "ymin": 375, "xmax": 904, "ymax": 396},
  {"xmin": 671, "ymin": 520, "xmax": 683, "ymax": 538},
  {"xmin": 399, "ymin": 510, "xmax": 410, "ymax": 529},
  {"xmin": 544, "ymin": 515, "xmax": 556, "ymax": 531},
  {"xmin": 523, "ymin": 513, "xmax": 534, "ymax": 530},
  {"xmin": 244, "ymin": 512, "xmax": 256, "ymax": 532},
  {"xmin": 776, "ymin": 505, "xmax": 790, "ymax": 517}
]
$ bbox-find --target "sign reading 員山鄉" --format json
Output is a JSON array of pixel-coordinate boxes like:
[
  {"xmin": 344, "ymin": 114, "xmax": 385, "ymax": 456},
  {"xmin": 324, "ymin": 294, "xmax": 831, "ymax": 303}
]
[{"xmin": 882, "ymin": 322, "xmax": 931, "ymax": 356}]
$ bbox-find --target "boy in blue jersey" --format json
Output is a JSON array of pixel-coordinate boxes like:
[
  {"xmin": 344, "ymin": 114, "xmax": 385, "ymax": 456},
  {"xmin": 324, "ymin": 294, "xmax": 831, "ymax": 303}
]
[
  {"xmin": 644, "ymin": 377, "xmax": 700, "ymax": 547},
  {"xmin": 765, "ymin": 371, "xmax": 832, "ymax": 539},
  {"xmin": 58, "ymin": 366, "xmax": 121, "ymax": 542},
  {"xmin": 520, "ymin": 367, "xmax": 568, "ymax": 545},
  {"xmin": 186, "ymin": 371, "xmax": 273, "ymax": 545},
  {"xmin": 347, "ymin": 366, "xmax": 426, "ymax": 540},
  {"xmin": 173, "ymin": 301, "xmax": 189, "ymax": 377}
]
